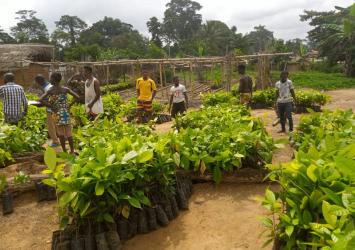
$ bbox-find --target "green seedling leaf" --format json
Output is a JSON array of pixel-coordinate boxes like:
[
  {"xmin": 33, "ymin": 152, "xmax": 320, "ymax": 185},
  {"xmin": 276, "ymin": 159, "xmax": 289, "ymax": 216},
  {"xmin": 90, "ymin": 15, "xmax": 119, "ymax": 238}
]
[
  {"xmin": 42, "ymin": 178, "xmax": 56, "ymax": 187},
  {"xmin": 122, "ymin": 150, "xmax": 138, "ymax": 163},
  {"xmin": 285, "ymin": 225, "xmax": 294, "ymax": 237},
  {"xmin": 103, "ymin": 213, "xmax": 115, "ymax": 223},
  {"xmin": 95, "ymin": 182, "xmax": 105, "ymax": 196},
  {"xmin": 260, "ymin": 217, "xmax": 273, "ymax": 228},
  {"xmin": 307, "ymin": 164, "xmax": 318, "ymax": 182},
  {"xmin": 44, "ymin": 147, "xmax": 57, "ymax": 169},
  {"xmin": 128, "ymin": 197, "xmax": 142, "ymax": 209},
  {"xmin": 60, "ymin": 191, "xmax": 77, "ymax": 206},
  {"xmin": 138, "ymin": 150, "xmax": 153, "ymax": 163}
]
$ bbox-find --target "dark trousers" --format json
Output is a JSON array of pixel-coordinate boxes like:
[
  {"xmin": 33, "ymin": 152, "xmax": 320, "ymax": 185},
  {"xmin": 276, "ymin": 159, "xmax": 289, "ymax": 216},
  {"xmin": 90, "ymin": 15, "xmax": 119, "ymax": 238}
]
[
  {"xmin": 171, "ymin": 101, "xmax": 186, "ymax": 118},
  {"xmin": 277, "ymin": 102, "xmax": 293, "ymax": 131}
]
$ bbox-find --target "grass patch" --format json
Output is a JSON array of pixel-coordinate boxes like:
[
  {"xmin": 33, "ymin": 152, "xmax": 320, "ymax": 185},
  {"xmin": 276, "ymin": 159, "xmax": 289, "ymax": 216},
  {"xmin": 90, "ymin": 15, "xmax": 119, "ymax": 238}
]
[{"xmin": 270, "ymin": 71, "xmax": 355, "ymax": 90}]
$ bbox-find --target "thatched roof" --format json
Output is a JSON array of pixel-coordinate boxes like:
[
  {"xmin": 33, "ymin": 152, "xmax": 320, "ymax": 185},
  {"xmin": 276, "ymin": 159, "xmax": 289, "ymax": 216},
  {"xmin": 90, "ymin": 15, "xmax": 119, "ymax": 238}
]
[{"xmin": 0, "ymin": 43, "xmax": 54, "ymax": 71}]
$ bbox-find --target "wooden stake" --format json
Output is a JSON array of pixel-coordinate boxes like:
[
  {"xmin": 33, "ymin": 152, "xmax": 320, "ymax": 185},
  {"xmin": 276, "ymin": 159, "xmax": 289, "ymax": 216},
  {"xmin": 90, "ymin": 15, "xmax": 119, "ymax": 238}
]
[
  {"xmin": 189, "ymin": 62, "xmax": 193, "ymax": 89},
  {"xmin": 159, "ymin": 63, "xmax": 163, "ymax": 87}
]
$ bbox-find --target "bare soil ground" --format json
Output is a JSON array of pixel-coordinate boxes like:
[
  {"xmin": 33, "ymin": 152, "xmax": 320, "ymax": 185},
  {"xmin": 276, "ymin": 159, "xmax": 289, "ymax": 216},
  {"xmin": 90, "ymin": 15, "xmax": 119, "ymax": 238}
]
[{"xmin": 0, "ymin": 88, "xmax": 354, "ymax": 250}]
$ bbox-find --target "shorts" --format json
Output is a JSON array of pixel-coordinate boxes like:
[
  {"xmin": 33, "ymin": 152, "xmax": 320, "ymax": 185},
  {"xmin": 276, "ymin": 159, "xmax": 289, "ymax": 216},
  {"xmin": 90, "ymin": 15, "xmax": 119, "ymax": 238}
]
[
  {"xmin": 56, "ymin": 124, "xmax": 72, "ymax": 138},
  {"xmin": 137, "ymin": 100, "xmax": 153, "ymax": 112},
  {"xmin": 171, "ymin": 101, "xmax": 186, "ymax": 118},
  {"xmin": 240, "ymin": 93, "xmax": 252, "ymax": 105}
]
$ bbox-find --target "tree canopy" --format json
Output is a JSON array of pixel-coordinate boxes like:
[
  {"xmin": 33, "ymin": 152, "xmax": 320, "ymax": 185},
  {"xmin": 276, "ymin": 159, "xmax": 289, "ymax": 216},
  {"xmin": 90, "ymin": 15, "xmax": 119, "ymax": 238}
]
[
  {"xmin": 301, "ymin": 3, "xmax": 355, "ymax": 76},
  {"xmin": 10, "ymin": 10, "xmax": 49, "ymax": 43}
]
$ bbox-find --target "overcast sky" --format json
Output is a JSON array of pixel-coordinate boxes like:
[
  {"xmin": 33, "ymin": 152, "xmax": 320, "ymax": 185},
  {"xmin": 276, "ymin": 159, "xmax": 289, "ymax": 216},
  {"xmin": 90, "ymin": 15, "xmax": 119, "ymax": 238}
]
[{"xmin": 0, "ymin": 0, "xmax": 354, "ymax": 40}]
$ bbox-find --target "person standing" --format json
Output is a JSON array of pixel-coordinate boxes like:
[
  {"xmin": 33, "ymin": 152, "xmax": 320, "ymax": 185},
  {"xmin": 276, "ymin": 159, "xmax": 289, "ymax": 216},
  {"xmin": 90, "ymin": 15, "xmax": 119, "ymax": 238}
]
[
  {"xmin": 136, "ymin": 68, "xmax": 157, "ymax": 123},
  {"xmin": 35, "ymin": 75, "xmax": 59, "ymax": 147},
  {"xmin": 237, "ymin": 64, "xmax": 253, "ymax": 105},
  {"xmin": 168, "ymin": 76, "xmax": 188, "ymax": 118},
  {"xmin": 275, "ymin": 71, "xmax": 296, "ymax": 133},
  {"xmin": 39, "ymin": 72, "xmax": 80, "ymax": 154},
  {"xmin": 0, "ymin": 73, "xmax": 28, "ymax": 125},
  {"xmin": 83, "ymin": 66, "xmax": 103, "ymax": 120}
]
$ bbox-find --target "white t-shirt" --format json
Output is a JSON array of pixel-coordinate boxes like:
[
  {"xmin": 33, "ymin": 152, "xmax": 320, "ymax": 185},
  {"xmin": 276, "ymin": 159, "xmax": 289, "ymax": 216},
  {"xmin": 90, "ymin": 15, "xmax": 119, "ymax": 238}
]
[
  {"xmin": 170, "ymin": 84, "xmax": 187, "ymax": 103},
  {"xmin": 275, "ymin": 79, "xmax": 294, "ymax": 103}
]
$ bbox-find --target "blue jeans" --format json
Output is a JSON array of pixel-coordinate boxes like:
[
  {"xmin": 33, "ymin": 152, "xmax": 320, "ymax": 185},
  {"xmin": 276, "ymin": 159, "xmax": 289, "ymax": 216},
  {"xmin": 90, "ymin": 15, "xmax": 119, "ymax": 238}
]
[{"xmin": 277, "ymin": 102, "xmax": 293, "ymax": 131}]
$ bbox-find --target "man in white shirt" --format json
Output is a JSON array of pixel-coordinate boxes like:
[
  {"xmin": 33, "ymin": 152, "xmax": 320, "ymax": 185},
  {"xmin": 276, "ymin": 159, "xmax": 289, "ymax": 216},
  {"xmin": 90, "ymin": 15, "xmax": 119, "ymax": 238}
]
[
  {"xmin": 168, "ymin": 76, "xmax": 188, "ymax": 118},
  {"xmin": 275, "ymin": 71, "xmax": 296, "ymax": 133}
]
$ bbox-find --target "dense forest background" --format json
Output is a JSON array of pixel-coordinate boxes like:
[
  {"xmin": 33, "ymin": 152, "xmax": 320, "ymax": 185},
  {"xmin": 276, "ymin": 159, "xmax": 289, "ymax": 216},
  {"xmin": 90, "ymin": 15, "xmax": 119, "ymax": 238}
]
[{"xmin": 0, "ymin": 0, "xmax": 354, "ymax": 76}]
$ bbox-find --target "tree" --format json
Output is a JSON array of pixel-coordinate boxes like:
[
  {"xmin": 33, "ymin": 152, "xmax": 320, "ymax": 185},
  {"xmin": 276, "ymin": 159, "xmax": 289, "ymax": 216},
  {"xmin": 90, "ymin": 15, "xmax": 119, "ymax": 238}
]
[
  {"xmin": 245, "ymin": 25, "xmax": 274, "ymax": 53},
  {"xmin": 301, "ymin": 3, "xmax": 355, "ymax": 76},
  {"xmin": 199, "ymin": 20, "xmax": 236, "ymax": 56},
  {"xmin": 147, "ymin": 17, "xmax": 163, "ymax": 47},
  {"xmin": 162, "ymin": 0, "xmax": 202, "ymax": 44},
  {"xmin": 52, "ymin": 15, "xmax": 87, "ymax": 47},
  {"xmin": 11, "ymin": 10, "xmax": 49, "ymax": 43},
  {"xmin": 0, "ymin": 27, "xmax": 15, "ymax": 43}
]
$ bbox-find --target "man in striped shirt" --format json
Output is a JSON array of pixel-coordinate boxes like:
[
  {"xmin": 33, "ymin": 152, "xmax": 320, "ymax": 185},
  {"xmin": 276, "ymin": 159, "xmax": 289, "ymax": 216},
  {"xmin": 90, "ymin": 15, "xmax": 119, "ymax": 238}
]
[{"xmin": 0, "ymin": 73, "xmax": 28, "ymax": 124}]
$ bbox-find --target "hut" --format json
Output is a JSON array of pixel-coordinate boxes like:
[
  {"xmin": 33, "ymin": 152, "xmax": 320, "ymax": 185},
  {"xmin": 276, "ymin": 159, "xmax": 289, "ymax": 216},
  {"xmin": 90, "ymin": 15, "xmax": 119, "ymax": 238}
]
[{"xmin": 0, "ymin": 44, "xmax": 54, "ymax": 89}]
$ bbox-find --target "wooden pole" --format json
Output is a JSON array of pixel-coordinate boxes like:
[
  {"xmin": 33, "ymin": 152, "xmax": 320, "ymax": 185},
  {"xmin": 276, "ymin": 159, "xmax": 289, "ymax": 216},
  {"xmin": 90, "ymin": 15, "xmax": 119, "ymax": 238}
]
[
  {"xmin": 106, "ymin": 65, "xmax": 110, "ymax": 84},
  {"xmin": 189, "ymin": 62, "xmax": 193, "ymax": 89},
  {"xmin": 221, "ymin": 62, "xmax": 225, "ymax": 89},
  {"xmin": 131, "ymin": 63, "xmax": 135, "ymax": 86},
  {"xmin": 163, "ymin": 64, "xmax": 167, "ymax": 86},
  {"xmin": 226, "ymin": 55, "xmax": 232, "ymax": 92},
  {"xmin": 172, "ymin": 64, "xmax": 176, "ymax": 76},
  {"xmin": 159, "ymin": 63, "xmax": 163, "ymax": 87}
]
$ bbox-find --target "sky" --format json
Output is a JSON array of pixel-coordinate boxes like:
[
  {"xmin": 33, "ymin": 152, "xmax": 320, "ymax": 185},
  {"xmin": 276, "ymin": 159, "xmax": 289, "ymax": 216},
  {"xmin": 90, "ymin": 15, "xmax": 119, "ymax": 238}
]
[{"xmin": 0, "ymin": 0, "xmax": 354, "ymax": 40}]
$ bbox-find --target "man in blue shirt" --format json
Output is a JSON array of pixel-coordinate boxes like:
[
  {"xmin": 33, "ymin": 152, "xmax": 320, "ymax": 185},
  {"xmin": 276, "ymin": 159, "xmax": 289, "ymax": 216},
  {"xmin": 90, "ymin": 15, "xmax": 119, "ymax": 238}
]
[
  {"xmin": 0, "ymin": 73, "xmax": 28, "ymax": 125},
  {"xmin": 35, "ymin": 75, "xmax": 59, "ymax": 147}
]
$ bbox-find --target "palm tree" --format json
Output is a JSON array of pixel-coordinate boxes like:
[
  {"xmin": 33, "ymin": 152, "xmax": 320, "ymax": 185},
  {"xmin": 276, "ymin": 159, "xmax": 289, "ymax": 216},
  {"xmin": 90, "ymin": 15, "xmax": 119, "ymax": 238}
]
[{"xmin": 323, "ymin": 4, "xmax": 355, "ymax": 76}]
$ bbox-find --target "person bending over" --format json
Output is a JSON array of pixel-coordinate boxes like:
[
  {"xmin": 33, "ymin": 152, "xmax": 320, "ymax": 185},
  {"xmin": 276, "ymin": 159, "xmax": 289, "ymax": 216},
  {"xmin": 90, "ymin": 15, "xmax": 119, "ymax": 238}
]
[
  {"xmin": 39, "ymin": 72, "xmax": 80, "ymax": 154},
  {"xmin": 168, "ymin": 76, "xmax": 188, "ymax": 118}
]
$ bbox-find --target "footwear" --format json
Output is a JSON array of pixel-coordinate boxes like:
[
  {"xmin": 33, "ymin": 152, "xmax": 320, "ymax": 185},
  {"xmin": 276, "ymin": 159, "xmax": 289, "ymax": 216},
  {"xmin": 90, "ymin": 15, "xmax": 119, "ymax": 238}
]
[
  {"xmin": 272, "ymin": 119, "xmax": 280, "ymax": 127},
  {"xmin": 50, "ymin": 143, "xmax": 60, "ymax": 147}
]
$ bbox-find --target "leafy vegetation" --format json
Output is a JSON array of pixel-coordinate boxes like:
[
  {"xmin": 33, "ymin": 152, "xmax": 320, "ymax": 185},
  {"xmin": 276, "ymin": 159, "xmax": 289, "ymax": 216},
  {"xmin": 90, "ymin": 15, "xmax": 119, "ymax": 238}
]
[
  {"xmin": 201, "ymin": 92, "xmax": 238, "ymax": 107},
  {"xmin": 202, "ymin": 89, "xmax": 330, "ymax": 111},
  {"xmin": 0, "ymin": 105, "xmax": 47, "ymax": 166},
  {"xmin": 43, "ymin": 119, "xmax": 178, "ymax": 227},
  {"xmin": 271, "ymin": 71, "xmax": 355, "ymax": 90},
  {"xmin": 101, "ymin": 82, "xmax": 133, "ymax": 94},
  {"xmin": 173, "ymin": 105, "xmax": 275, "ymax": 183},
  {"xmin": 261, "ymin": 110, "xmax": 355, "ymax": 249}
]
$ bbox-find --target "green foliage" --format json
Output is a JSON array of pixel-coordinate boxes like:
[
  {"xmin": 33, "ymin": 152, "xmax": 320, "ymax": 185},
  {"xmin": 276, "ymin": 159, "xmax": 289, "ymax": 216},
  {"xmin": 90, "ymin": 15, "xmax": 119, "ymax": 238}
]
[
  {"xmin": 261, "ymin": 110, "xmax": 355, "ymax": 249},
  {"xmin": 252, "ymin": 89, "xmax": 276, "ymax": 107},
  {"xmin": 252, "ymin": 88, "xmax": 330, "ymax": 107},
  {"xmin": 101, "ymin": 82, "xmax": 132, "ymax": 94},
  {"xmin": 204, "ymin": 89, "xmax": 330, "ymax": 109},
  {"xmin": 52, "ymin": 15, "xmax": 87, "ymax": 47},
  {"xmin": 0, "ymin": 105, "xmax": 47, "ymax": 166},
  {"xmin": 10, "ymin": 10, "xmax": 49, "ymax": 43},
  {"xmin": 201, "ymin": 92, "xmax": 238, "ymax": 106},
  {"xmin": 13, "ymin": 171, "xmax": 31, "ymax": 185},
  {"xmin": 173, "ymin": 106, "xmax": 274, "ymax": 183},
  {"xmin": 301, "ymin": 4, "xmax": 355, "ymax": 76},
  {"xmin": 43, "ymin": 120, "xmax": 176, "ymax": 226},
  {"xmin": 271, "ymin": 71, "xmax": 355, "ymax": 90},
  {"xmin": 0, "ymin": 174, "xmax": 7, "ymax": 193},
  {"xmin": 293, "ymin": 109, "xmax": 354, "ymax": 152}
]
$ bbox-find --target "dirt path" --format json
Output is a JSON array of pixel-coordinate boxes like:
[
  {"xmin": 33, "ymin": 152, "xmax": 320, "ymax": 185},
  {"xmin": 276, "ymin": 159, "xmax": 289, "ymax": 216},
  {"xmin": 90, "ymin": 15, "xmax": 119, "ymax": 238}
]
[
  {"xmin": 124, "ymin": 183, "xmax": 275, "ymax": 250},
  {"xmin": 0, "ymin": 88, "xmax": 354, "ymax": 250}
]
